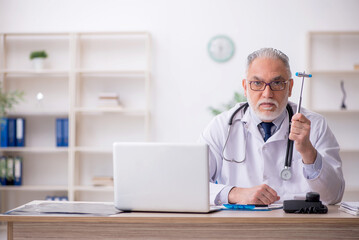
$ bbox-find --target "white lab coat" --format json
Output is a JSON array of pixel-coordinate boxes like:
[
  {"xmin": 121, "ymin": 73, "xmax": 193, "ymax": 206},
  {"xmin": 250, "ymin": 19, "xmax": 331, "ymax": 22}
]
[{"xmin": 200, "ymin": 101, "xmax": 345, "ymax": 205}]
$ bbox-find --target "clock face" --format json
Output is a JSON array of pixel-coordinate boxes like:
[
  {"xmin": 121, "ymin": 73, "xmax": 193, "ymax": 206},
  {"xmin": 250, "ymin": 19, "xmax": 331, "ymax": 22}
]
[{"xmin": 208, "ymin": 35, "xmax": 235, "ymax": 63}]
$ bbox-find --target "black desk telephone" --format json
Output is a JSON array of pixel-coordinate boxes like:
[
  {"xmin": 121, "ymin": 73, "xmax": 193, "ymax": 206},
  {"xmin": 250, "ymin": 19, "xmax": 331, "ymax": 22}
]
[{"xmin": 283, "ymin": 192, "xmax": 328, "ymax": 214}]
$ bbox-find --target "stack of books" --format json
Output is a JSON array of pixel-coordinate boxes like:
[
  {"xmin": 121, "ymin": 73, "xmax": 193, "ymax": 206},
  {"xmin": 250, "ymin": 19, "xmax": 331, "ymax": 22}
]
[
  {"xmin": 339, "ymin": 202, "xmax": 359, "ymax": 216},
  {"xmin": 97, "ymin": 92, "xmax": 122, "ymax": 108},
  {"xmin": 92, "ymin": 176, "xmax": 113, "ymax": 187}
]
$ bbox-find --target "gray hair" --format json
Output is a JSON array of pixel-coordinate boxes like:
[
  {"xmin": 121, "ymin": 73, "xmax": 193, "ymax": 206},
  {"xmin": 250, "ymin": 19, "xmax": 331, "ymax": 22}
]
[{"xmin": 246, "ymin": 48, "xmax": 292, "ymax": 78}]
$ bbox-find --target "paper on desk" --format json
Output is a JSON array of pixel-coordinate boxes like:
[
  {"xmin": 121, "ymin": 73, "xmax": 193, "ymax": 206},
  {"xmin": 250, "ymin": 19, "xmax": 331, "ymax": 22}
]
[{"xmin": 5, "ymin": 201, "xmax": 122, "ymax": 216}]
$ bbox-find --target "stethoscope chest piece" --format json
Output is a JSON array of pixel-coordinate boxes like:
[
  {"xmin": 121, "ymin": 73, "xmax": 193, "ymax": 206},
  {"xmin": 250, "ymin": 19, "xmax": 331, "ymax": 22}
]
[{"xmin": 281, "ymin": 166, "xmax": 292, "ymax": 180}]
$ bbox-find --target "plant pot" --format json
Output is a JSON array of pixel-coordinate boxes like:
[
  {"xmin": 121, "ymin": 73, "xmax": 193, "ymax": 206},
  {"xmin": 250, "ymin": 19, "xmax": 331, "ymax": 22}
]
[{"xmin": 32, "ymin": 57, "xmax": 45, "ymax": 71}]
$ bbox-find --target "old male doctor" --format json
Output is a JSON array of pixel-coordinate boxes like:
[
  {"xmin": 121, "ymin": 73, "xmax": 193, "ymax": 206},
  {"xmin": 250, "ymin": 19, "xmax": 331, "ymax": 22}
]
[{"xmin": 200, "ymin": 48, "xmax": 345, "ymax": 206}]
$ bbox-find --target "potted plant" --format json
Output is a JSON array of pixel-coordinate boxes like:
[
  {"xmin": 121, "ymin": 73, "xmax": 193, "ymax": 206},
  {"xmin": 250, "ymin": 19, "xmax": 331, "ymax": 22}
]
[
  {"xmin": 0, "ymin": 87, "xmax": 24, "ymax": 118},
  {"xmin": 29, "ymin": 50, "xmax": 48, "ymax": 71},
  {"xmin": 208, "ymin": 91, "xmax": 246, "ymax": 116}
]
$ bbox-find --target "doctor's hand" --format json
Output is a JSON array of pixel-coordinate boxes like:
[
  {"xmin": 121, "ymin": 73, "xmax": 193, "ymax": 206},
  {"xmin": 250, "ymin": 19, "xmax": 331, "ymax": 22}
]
[
  {"xmin": 289, "ymin": 113, "xmax": 317, "ymax": 164},
  {"xmin": 228, "ymin": 184, "xmax": 280, "ymax": 205}
]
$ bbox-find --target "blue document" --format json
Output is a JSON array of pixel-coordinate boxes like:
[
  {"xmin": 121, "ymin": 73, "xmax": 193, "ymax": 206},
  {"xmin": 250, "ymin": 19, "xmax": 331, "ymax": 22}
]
[{"xmin": 223, "ymin": 204, "xmax": 283, "ymax": 211}]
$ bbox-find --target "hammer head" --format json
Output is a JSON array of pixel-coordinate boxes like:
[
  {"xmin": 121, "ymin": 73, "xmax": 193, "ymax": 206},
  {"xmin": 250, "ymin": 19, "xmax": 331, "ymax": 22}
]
[{"xmin": 296, "ymin": 72, "xmax": 312, "ymax": 78}]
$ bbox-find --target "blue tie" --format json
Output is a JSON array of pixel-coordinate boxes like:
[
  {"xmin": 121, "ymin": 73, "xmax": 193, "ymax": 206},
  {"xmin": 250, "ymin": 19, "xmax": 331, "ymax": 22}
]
[{"xmin": 260, "ymin": 122, "xmax": 274, "ymax": 142}]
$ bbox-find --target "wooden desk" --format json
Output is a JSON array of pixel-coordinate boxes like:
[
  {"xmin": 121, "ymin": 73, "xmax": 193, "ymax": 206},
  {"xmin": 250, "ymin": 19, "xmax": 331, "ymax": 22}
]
[{"xmin": 1, "ymin": 204, "xmax": 358, "ymax": 240}]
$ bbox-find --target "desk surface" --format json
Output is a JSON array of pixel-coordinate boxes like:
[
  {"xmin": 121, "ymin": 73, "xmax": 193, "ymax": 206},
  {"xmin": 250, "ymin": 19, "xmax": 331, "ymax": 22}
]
[
  {"xmin": 1, "ymin": 203, "xmax": 358, "ymax": 240},
  {"xmin": 1, "ymin": 204, "xmax": 358, "ymax": 224}
]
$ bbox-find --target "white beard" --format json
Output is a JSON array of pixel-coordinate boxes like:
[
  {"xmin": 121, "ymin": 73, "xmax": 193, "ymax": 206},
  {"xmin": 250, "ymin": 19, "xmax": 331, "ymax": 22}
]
[{"xmin": 247, "ymin": 89, "xmax": 289, "ymax": 122}]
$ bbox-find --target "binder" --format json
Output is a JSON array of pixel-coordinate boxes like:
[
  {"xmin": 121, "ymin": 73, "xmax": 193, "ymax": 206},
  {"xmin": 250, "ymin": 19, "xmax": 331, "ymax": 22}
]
[
  {"xmin": 63, "ymin": 118, "xmax": 69, "ymax": 147},
  {"xmin": 14, "ymin": 156, "xmax": 22, "ymax": 185},
  {"xmin": 16, "ymin": 118, "xmax": 25, "ymax": 147},
  {"xmin": 56, "ymin": 118, "xmax": 63, "ymax": 147},
  {"xmin": 8, "ymin": 118, "xmax": 17, "ymax": 147},
  {"xmin": 0, "ymin": 118, "xmax": 9, "ymax": 147},
  {"xmin": 0, "ymin": 156, "xmax": 6, "ymax": 185},
  {"xmin": 6, "ymin": 156, "xmax": 14, "ymax": 185}
]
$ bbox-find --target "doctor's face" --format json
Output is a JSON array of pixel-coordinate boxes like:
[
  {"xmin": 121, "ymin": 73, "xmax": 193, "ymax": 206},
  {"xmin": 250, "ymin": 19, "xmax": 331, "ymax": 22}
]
[{"xmin": 242, "ymin": 58, "xmax": 293, "ymax": 122}]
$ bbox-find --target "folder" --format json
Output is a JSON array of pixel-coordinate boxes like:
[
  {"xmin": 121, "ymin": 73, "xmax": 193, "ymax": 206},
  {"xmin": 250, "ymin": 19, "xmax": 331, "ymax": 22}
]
[
  {"xmin": 63, "ymin": 118, "xmax": 68, "ymax": 147},
  {"xmin": 56, "ymin": 118, "xmax": 63, "ymax": 147},
  {"xmin": 6, "ymin": 156, "xmax": 14, "ymax": 185},
  {"xmin": 0, "ymin": 156, "xmax": 6, "ymax": 185},
  {"xmin": 16, "ymin": 118, "xmax": 25, "ymax": 147},
  {"xmin": 14, "ymin": 156, "xmax": 22, "ymax": 185},
  {"xmin": 7, "ymin": 118, "xmax": 16, "ymax": 147},
  {"xmin": 0, "ymin": 118, "xmax": 9, "ymax": 147}
]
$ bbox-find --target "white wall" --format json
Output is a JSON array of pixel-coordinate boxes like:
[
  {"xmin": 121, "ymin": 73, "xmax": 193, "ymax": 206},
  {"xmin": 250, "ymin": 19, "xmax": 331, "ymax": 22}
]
[{"xmin": 1, "ymin": 0, "xmax": 359, "ymax": 142}]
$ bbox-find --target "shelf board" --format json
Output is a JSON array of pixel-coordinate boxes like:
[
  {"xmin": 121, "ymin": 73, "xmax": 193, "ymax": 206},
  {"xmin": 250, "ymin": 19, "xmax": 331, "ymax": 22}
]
[
  {"xmin": 75, "ymin": 147, "xmax": 112, "ymax": 153},
  {"xmin": 8, "ymin": 110, "xmax": 69, "ymax": 116},
  {"xmin": 312, "ymin": 109, "xmax": 359, "ymax": 114},
  {"xmin": 340, "ymin": 149, "xmax": 359, "ymax": 154},
  {"xmin": 74, "ymin": 186, "xmax": 114, "ymax": 192},
  {"xmin": 75, "ymin": 107, "xmax": 147, "ymax": 115},
  {"xmin": 0, "ymin": 147, "xmax": 69, "ymax": 153},
  {"xmin": 0, "ymin": 69, "xmax": 69, "ymax": 75},
  {"xmin": 345, "ymin": 187, "xmax": 359, "ymax": 192},
  {"xmin": 310, "ymin": 70, "xmax": 359, "ymax": 74},
  {"xmin": 0, "ymin": 185, "xmax": 68, "ymax": 191},
  {"xmin": 76, "ymin": 69, "xmax": 148, "ymax": 75}
]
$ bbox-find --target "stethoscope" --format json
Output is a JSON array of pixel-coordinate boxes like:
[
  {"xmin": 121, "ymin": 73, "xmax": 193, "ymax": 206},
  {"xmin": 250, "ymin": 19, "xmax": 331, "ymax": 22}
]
[{"xmin": 221, "ymin": 102, "xmax": 294, "ymax": 181}]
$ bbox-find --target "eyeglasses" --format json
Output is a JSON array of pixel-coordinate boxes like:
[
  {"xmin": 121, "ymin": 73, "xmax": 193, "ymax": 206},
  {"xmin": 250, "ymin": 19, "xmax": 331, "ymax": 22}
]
[{"xmin": 248, "ymin": 80, "xmax": 289, "ymax": 91}]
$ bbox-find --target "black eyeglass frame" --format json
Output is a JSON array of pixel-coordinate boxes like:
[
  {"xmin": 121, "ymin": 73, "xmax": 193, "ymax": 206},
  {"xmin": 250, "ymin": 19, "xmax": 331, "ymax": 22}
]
[{"xmin": 248, "ymin": 80, "xmax": 289, "ymax": 91}]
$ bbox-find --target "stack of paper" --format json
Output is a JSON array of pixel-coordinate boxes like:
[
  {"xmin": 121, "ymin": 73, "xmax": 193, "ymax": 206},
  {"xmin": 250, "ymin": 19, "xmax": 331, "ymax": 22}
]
[{"xmin": 339, "ymin": 202, "xmax": 359, "ymax": 216}]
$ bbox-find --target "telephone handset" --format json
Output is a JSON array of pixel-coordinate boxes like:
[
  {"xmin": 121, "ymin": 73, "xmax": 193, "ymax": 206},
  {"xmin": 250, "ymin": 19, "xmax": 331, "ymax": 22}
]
[{"xmin": 283, "ymin": 192, "xmax": 328, "ymax": 214}]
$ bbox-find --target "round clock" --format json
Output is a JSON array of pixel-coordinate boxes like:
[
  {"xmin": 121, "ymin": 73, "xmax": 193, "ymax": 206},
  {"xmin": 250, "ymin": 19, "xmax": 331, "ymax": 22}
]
[{"xmin": 207, "ymin": 35, "xmax": 235, "ymax": 63}]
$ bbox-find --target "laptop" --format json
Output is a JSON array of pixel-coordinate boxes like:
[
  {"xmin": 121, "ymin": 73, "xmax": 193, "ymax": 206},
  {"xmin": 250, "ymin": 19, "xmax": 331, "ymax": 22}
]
[{"xmin": 113, "ymin": 142, "xmax": 216, "ymax": 213}]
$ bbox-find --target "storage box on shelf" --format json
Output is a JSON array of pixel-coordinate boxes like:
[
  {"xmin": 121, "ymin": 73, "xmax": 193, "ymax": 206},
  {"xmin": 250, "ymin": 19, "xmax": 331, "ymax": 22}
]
[
  {"xmin": 306, "ymin": 31, "xmax": 359, "ymax": 201},
  {"xmin": 0, "ymin": 32, "xmax": 151, "ymax": 212}
]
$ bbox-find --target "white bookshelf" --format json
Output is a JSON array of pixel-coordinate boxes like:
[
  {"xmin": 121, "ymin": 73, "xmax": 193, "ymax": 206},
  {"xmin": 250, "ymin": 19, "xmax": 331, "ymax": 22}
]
[
  {"xmin": 0, "ymin": 32, "xmax": 151, "ymax": 212},
  {"xmin": 306, "ymin": 31, "xmax": 359, "ymax": 201}
]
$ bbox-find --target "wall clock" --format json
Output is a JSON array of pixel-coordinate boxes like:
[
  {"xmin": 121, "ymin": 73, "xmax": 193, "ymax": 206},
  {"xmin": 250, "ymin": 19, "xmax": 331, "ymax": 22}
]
[{"xmin": 208, "ymin": 35, "xmax": 235, "ymax": 63}]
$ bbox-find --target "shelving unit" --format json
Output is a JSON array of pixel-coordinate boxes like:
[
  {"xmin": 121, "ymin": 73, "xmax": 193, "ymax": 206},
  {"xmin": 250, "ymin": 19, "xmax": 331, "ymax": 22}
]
[
  {"xmin": 0, "ymin": 32, "xmax": 151, "ymax": 212},
  {"xmin": 306, "ymin": 31, "xmax": 359, "ymax": 201}
]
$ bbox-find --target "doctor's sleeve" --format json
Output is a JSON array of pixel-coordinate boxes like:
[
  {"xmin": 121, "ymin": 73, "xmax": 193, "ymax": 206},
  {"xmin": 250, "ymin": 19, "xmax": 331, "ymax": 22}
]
[{"xmin": 306, "ymin": 117, "xmax": 345, "ymax": 205}]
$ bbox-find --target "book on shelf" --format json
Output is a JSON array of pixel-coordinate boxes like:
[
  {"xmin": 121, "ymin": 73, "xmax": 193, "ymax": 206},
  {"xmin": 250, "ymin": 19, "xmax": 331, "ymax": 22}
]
[
  {"xmin": 97, "ymin": 92, "xmax": 123, "ymax": 108},
  {"xmin": 7, "ymin": 118, "xmax": 16, "ymax": 147},
  {"xmin": 6, "ymin": 156, "xmax": 14, "ymax": 185},
  {"xmin": 0, "ymin": 117, "xmax": 26, "ymax": 147},
  {"xmin": 14, "ymin": 156, "xmax": 23, "ymax": 185},
  {"xmin": 16, "ymin": 118, "xmax": 25, "ymax": 147},
  {"xmin": 0, "ymin": 156, "xmax": 6, "ymax": 185},
  {"xmin": 0, "ymin": 118, "xmax": 9, "ymax": 147},
  {"xmin": 56, "ymin": 118, "xmax": 68, "ymax": 147},
  {"xmin": 92, "ymin": 176, "xmax": 114, "ymax": 186}
]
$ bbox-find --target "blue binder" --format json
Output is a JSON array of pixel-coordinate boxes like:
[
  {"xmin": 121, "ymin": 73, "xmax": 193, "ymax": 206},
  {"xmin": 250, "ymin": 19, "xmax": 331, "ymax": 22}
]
[
  {"xmin": 0, "ymin": 118, "xmax": 9, "ymax": 147},
  {"xmin": 8, "ymin": 118, "xmax": 16, "ymax": 147},
  {"xmin": 14, "ymin": 156, "xmax": 22, "ymax": 185},
  {"xmin": 56, "ymin": 118, "xmax": 63, "ymax": 147},
  {"xmin": 63, "ymin": 118, "xmax": 68, "ymax": 147},
  {"xmin": 16, "ymin": 118, "xmax": 25, "ymax": 147}
]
